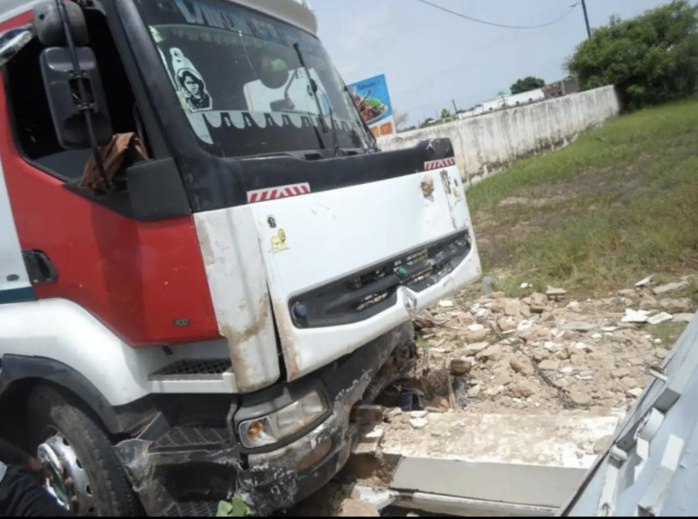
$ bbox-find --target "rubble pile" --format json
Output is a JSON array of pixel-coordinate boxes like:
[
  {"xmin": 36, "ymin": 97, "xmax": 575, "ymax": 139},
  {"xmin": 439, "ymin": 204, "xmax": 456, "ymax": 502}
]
[{"xmin": 411, "ymin": 275, "xmax": 696, "ymax": 415}]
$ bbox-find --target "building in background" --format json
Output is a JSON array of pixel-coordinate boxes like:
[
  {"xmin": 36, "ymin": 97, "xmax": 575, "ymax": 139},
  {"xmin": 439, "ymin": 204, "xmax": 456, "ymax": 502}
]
[
  {"xmin": 457, "ymin": 88, "xmax": 545, "ymax": 120},
  {"xmin": 543, "ymin": 76, "xmax": 580, "ymax": 99},
  {"xmin": 348, "ymin": 74, "xmax": 396, "ymax": 137}
]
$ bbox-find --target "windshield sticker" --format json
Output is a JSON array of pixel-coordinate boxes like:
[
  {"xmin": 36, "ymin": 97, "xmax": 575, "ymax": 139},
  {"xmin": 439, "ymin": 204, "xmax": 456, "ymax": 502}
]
[{"xmin": 170, "ymin": 47, "xmax": 212, "ymax": 112}]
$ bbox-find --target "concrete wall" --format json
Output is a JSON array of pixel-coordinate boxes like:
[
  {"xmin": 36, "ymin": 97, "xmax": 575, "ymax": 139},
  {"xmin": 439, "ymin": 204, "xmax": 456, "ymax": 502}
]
[{"xmin": 379, "ymin": 85, "xmax": 621, "ymax": 185}]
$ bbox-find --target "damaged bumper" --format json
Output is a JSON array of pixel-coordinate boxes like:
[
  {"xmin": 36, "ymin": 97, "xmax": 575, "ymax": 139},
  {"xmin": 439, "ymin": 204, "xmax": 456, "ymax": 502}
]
[
  {"xmin": 115, "ymin": 322, "xmax": 414, "ymax": 516},
  {"xmin": 237, "ymin": 321, "xmax": 414, "ymax": 514}
]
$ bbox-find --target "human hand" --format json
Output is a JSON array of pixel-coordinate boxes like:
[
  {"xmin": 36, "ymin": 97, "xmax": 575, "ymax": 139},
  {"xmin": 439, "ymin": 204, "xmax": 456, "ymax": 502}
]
[{"xmin": 22, "ymin": 457, "xmax": 49, "ymax": 484}]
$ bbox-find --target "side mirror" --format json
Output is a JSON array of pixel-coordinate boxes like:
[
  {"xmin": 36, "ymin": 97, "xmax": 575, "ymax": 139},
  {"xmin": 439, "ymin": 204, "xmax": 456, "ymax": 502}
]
[
  {"xmin": 0, "ymin": 26, "xmax": 34, "ymax": 68},
  {"xmin": 33, "ymin": 2, "xmax": 88, "ymax": 47},
  {"xmin": 39, "ymin": 46, "xmax": 112, "ymax": 149}
]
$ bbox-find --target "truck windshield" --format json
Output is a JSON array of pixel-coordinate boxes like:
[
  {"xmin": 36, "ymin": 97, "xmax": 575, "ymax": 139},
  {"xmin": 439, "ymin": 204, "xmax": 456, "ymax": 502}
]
[{"xmin": 134, "ymin": 0, "xmax": 373, "ymax": 158}]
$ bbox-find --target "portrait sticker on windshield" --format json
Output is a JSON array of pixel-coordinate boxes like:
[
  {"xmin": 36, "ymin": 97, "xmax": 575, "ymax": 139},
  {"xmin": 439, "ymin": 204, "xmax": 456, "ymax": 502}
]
[{"xmin": 170, "ymin": 47, "xmax": 212, "ymax": 112}]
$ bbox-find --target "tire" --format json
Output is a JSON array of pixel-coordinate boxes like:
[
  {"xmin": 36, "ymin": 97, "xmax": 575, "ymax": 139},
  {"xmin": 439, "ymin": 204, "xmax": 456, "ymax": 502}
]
[{"xmin": 26, "ymin": 385, "xmax": 139, "ymax": 517}]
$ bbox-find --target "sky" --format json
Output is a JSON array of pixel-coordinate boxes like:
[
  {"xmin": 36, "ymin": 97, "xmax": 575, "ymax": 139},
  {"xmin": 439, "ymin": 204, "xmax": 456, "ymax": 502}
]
[{"xmin": 312, "ymin": 0, "xmax": 671, "ymax": 126}]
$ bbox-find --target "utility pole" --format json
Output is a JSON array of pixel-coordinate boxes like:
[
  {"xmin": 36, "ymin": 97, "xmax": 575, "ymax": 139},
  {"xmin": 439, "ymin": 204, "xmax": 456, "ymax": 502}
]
[
  {"xmin": 581, "ymin": 0, "xmax": 591, "ymax": 39},
  {"xmin": 452, "ymin": 99, "xmax": 458, "ymax": 115}
]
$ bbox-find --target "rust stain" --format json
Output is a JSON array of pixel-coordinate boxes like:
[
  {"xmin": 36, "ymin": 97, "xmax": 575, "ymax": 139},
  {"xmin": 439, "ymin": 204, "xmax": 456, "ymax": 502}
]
[
  {"xmin": 440, "ymin": 170, "xmax": 458, "ymax": 231},
  {"xmin": 439, "ymin": 169, "xmax": 451, "ymax": 196},
  {"xmin": 271, "ymin": 298, "xmax": 301, "ymax": 381},
  {"xmin": 220, "ymin": 293, "xmax": 271, "ymax": 389},
  {"xmin": 420, "ymin": 175, "xmax": 435, "ymax": 197}
]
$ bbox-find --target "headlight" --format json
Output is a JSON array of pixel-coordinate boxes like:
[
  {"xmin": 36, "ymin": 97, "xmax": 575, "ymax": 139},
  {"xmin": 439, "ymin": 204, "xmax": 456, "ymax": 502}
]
[{"xmin": 238, "ymin": 390, "xmax": 328, "ymax": 449}]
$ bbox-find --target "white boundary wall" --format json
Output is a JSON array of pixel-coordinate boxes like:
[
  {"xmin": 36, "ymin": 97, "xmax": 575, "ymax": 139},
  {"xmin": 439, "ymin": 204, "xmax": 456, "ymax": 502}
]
[{"xmin": 378, "ymin": 85, "xmax": 621, "ymax": 185}]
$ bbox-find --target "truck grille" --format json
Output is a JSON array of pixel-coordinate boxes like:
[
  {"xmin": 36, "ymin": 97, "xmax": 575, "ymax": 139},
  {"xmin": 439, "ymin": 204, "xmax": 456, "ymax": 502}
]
[
  {"xmin": 290, "ymin": 230, "xmax": 471, "ymax": 328},
  {"xmin": 150, "ymin": 359, "xmax": 232, "ymax": 380}
]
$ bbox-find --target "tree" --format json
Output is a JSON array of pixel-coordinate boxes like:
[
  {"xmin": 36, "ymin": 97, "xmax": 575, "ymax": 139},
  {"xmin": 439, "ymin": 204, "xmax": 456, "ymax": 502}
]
[
  {"xmin": 440, "ymin": 108, "xmax": 451, "ymax": 120},
  {"xmin": 566, "ymin": 0, "xmax": 698, "ymax": 110},
  {"xmin": 510, "ymin": 76, "xmax": 545, "ymax": 94}
]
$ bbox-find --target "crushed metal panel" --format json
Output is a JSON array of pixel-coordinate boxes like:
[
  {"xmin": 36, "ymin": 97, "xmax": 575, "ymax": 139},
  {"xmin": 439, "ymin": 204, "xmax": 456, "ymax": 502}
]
[
  {"xmin": 562, "ymin": 312, "xmax": 698, "ymax": 516},
  {"xmin": 194, "ymin": 207, "xmax": 281, "ymax": 393}
]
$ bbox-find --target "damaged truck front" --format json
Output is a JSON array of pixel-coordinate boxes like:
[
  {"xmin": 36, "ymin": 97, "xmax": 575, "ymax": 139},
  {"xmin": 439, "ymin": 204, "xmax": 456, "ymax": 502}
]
[{"xmin": 0, "ymin": 0, "xmax": 481, "ymax": 516}]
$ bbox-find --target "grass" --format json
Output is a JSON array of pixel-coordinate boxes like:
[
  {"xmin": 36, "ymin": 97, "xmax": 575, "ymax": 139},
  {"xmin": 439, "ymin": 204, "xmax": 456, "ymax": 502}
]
[
  {"xmin": 467, "ymin": 99, "xmax": 698, "ymax": 298},
  {"xmin": 651, "ymin": 322, "xmax": 688, "ymax": 348}
]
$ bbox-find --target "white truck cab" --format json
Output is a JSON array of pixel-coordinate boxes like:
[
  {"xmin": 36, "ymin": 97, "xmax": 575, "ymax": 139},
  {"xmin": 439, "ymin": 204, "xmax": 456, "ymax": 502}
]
[{"xmin": 0, "ymin": 0, "xmax": 481, "ymax": 515}]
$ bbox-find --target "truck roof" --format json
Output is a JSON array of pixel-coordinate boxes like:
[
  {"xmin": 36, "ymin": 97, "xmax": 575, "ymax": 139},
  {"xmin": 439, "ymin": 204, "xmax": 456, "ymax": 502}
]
[{"xmin": 0, "ymin": 0, "xmax": 318, "ymax": 36}]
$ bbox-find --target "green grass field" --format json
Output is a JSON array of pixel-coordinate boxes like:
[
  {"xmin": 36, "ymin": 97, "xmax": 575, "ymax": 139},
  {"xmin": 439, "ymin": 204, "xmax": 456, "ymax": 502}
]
[{"xmin": 467, "ymin": 99, "xmax": 698, "ymax": 299}]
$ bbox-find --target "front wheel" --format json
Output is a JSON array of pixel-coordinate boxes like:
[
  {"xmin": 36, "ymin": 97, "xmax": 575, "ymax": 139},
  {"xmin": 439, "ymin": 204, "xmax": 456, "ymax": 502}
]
[{"xmin": 26, "ymin": 385, "xmax": 140, "ymax": 516}]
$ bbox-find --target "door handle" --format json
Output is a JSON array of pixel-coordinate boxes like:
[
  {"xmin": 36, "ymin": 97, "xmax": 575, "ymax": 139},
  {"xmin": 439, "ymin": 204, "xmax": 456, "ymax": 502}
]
[{"xmin": 22, "ymin": 249, "xmax": 58, "ymax": 284}]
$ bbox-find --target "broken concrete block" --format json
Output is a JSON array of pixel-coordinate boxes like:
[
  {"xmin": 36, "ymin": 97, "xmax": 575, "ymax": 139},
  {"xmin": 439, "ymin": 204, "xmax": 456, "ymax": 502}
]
[
  {"xmin": 538, "ymin": 359, "xmax": 560, "ymax": 371},
  {"xmin": 467, "ymin": 385, "xmax": 481, "ymax": 398},
  {"xmin": 510, "ymin": 356, "xmax": 535, "ymax": 376},
  {"xmin": 562, "ymin": 321, "xmax": 597, "ymax": 332},
  {"xmin": 569, "ymin": 390, "xmax": 592, "ymax": 407},
  {"xmin": 497, "ymin": 317, "xmax": 518, "ymax": 332},
  {"xmin": 530, "ymin": 292, "xmax": 548, "ymax": 313},
  {"xmin": 593, "ymin": 435, "xmax": 612, "ymax": 454},
  {"xmin": 353, "ymin": 426, "xmax": 385, "ymax": 455},
  {"xmin": 626, "ymin": 387, "xmax": 643, "ymax": 398},
  {"xmin": 503, "ymin": 299, "xmax": 521, "ymax": 316},
  {"xmin": 621, "ymin": 308, "xmax": 650, "ymax": 323},
  {"xmin": 408, "ymin": 417, "xmax": 428, "ymax": 430},
  {"xmin": 546, "ymin": 286, "xmax": 567, "ymax": 300},
  {"xmin": 648, "ymin": 312, "xmax": 673, "ymax": 325},
  {"xmin": 620, "ymin": 377, "xmax": 639, "ymax": 390},
  {"xmin": 517, "ymin": 319, "xmax": 534, "ymax": 332},
  {"xmin": 466, "ymin": 328, "xmax": 488, "ymax": 342},
  {"xmin": 673, "ymin": 313, "xmax": 695, "ymax": 323},
  {"xmin": 653, "ymin": 281, "xmax": 689, "ymax": 296},
  {"xmin": 508, "ymin": 379, "xmax": 538, "ymax": 398},
  {"xmin": 654, "ymin": 348, "xmax": 668, "ymax": 359},
  {"xmin": 635, "ymin": 275, "xmax": 653, "ymax": 287},
  {"xmin": 475, "ymin": 344, "xmax": 502, "ymax": 361},
  {"xmin": 611, "ymin": 367, "xmax": 631, "ymax": 379},
  {"xmin": 462, "ymin": 342, "xmax": 489, "ymax": 356}
]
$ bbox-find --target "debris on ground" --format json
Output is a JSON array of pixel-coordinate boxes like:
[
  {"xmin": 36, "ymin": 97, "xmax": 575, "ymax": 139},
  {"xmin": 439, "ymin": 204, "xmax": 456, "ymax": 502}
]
[
  {"xmin": 402, "ymin": 275, "xmax": 696, "ymax": 416},
  {"xmin": 291, "ymin": 276, "xmax": 695, "ymax": 516}
]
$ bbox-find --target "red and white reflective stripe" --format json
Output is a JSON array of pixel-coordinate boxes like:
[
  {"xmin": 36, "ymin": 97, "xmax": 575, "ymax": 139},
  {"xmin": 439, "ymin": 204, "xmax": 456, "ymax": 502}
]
[
  {"xmin": 424, "ymin": 157, "xmax": 456, "ymax": 170},
  {"xmin": 247, "ymin": 183, "xmax": 311, "ymax": 203}
]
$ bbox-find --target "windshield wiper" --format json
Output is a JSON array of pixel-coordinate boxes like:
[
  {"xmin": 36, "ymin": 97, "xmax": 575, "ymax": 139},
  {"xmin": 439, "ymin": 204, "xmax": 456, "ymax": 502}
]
[
  {"xmin": 293, "ymin": 42, "xmax": 338, "ymax": 153},
  {"xmin": 342, "ymin": 84, "xmax": 379, "ymax": 152},
  {"xmin": 328, "ymin": 105, "xmax": 341, "ymax": 157}
]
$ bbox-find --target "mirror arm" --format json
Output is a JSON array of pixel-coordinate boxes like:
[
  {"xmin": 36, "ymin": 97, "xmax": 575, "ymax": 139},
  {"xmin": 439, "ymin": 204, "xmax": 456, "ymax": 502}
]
[{"xmin": 54, "ymin": 0, "xmax": 110, "ymax": 193}]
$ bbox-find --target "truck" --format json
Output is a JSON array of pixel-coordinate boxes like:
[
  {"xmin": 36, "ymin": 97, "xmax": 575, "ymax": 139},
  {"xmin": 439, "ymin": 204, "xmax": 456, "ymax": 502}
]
[{"xmin": 0, "ymin": 0, "xmax": 481, "ymax": 515}]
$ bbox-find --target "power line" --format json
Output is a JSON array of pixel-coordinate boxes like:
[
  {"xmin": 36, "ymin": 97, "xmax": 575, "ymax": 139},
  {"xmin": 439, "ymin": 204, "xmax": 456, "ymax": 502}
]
[{"xmin": 415, "ymin": 0, "xmax": 580, "ymax": 30}]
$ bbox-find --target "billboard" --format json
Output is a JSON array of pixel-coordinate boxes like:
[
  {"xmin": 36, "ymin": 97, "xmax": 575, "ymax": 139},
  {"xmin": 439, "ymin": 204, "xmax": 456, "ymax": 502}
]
[{"xmin": 348, "ymin": 74, "xmax": 396, "ymax": 137}]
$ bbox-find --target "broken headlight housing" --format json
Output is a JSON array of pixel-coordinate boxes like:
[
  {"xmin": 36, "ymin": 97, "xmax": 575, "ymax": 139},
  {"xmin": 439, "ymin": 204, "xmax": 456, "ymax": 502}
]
[{"xmin": 238, "ymin": 390, "xmax": 328, "ymax": 449}]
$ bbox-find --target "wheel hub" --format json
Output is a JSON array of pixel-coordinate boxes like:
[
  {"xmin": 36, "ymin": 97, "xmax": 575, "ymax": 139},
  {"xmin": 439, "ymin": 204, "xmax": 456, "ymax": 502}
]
[{"xmin": 37, "ymin": 432, "xmax": 96, "ymax": 516}]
